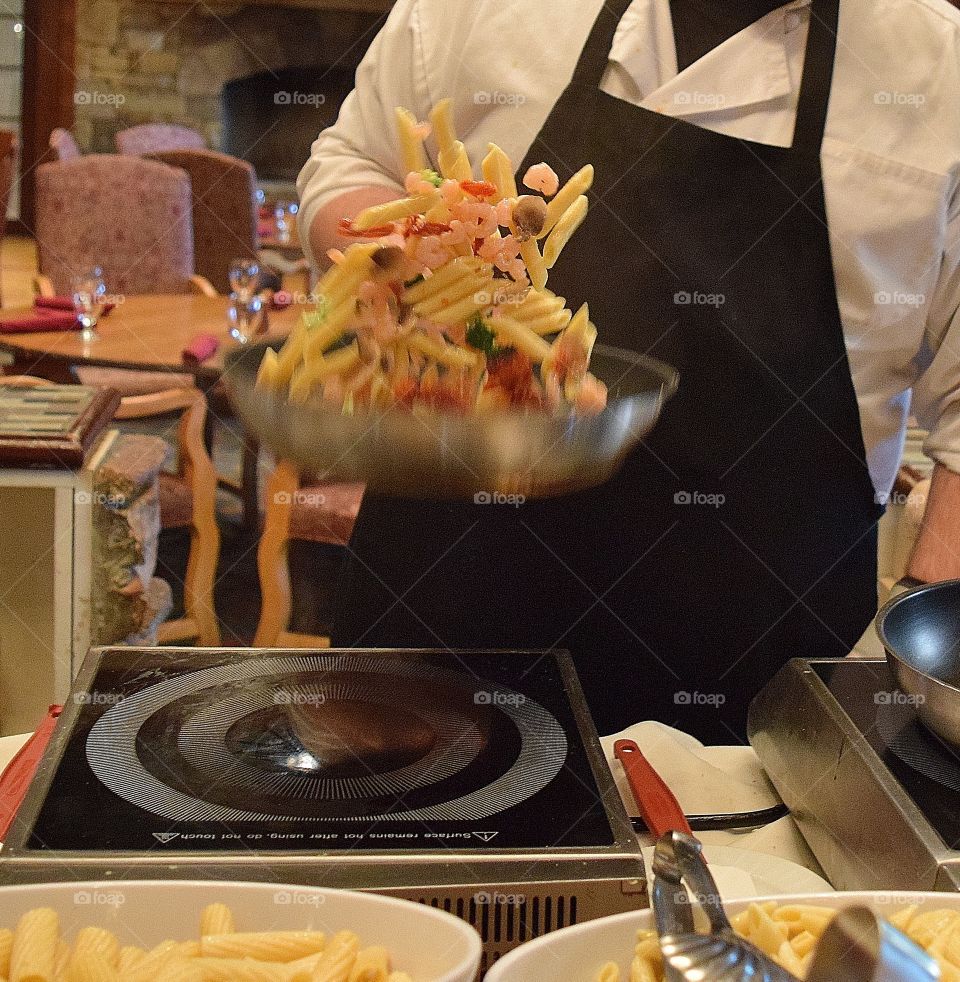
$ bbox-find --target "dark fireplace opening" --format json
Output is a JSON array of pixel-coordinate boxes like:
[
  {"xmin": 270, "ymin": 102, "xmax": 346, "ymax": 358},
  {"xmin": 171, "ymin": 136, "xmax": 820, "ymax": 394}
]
[{"xmin": 221, "ymin": 66, "xmax": 356, "ymax": 183}]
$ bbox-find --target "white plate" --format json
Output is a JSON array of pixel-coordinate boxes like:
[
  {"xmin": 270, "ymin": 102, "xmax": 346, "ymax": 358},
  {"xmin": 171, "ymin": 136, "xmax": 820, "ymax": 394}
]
[
  {"xmin": 639, "ymin": 843, "xmax": 833, "ymax": 900},
  {"xmin": 0, "ymin": 881, "xmax": 481, "ymax": 982},
  {"xmin": 485, "ymin": 891, "xmax": 960, "ymax": 981}
]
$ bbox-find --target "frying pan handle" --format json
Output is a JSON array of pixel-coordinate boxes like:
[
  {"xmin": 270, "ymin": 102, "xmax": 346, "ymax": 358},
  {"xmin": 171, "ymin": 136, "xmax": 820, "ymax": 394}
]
[
  {"xmin": 614, "ymin": 738, "xmax": 693, "ymax": 838},
  {"xmin": 0, "ymin": 705, "xmax": 61, "ymax": 840}
]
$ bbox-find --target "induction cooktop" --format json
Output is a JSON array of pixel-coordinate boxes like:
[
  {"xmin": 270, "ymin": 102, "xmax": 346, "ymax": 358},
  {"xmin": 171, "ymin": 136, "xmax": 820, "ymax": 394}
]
[
  {"xmin": 0, "ymin": 647, "xmax": 645, "ymax": 952},
  {"xmin": 20, "ymin": 646, "xmax": 616, "ymax": 851}
]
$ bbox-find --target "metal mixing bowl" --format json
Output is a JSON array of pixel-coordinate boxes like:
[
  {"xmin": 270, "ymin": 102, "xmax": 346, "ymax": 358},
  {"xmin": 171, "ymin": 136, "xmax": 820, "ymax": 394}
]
[
  {"xmin": 875, "ymin": 579, "xmax": 960, "ymax": 747},
  {"xmin": 223, "ymin": 340, "xmax": 678, "ymax": 499}
]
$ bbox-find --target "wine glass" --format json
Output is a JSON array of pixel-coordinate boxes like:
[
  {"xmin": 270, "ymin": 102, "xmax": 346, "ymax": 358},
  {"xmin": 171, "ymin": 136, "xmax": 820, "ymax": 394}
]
[
  {"xmin": 228, "ymin": 292, "xmax": 264, "ymax": 345},
  {"xmin": 71, "ymin": 268, "xmax": 107, "ymax": 343},
  {"xmin": 274, "ymin": 201, "xmax": 294, "ymax": 244},
  {"xmin": 229, "ymin": 258, "xmax": 260, "ymax": 302}
]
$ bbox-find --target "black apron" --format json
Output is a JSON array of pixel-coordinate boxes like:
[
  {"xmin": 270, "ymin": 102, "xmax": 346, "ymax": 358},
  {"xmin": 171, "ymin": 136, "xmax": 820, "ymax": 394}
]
[{"xmin": 332, "ymin": 0, "xmax": 882, "ymax": 744}]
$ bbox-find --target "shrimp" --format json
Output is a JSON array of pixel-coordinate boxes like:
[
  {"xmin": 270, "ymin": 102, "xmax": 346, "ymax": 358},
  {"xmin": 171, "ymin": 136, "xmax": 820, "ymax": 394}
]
[
  {"xmin": 572, "ymin": 373, "xmax": 608, "ymax": 415},
  {"xmin": 405, "ymin": 171, "xmax": 437, "ymax": 195},
  {"xmin": 523, "ymin": 162, "xmax": 560, "ymax": 197},
  {"xmin": 415, "ymin": 235, "xmax": 450, "ymax": 270}
]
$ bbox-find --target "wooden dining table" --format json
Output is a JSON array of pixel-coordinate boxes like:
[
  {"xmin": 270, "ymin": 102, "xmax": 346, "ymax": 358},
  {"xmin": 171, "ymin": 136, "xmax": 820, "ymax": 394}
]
[
  {"xmin": 0, "ymin": 293, "xmax": 308, "ymax": 384},
  {"xmin": 0, "ymin": 293, "xmax": 309, "ymax": 532}
]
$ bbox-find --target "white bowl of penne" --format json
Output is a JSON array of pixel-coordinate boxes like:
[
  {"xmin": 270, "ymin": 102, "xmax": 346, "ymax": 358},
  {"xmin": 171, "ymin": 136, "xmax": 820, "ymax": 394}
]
[
  {"xmin": 484, "ymin": 891, "xmax": 960, "ymax": 981},
  {"xmin": 0, "ymin": 880, "xmax": 482, "ymax": 981}
]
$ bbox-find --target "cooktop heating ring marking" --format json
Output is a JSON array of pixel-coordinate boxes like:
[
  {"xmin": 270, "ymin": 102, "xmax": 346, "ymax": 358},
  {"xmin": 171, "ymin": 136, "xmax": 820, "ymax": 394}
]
[
  {"xmin": 876, "ymin": 700, "xmax": 960, "ymax": 792},
  {"xmin": 176, "ymin": 676, "xmax": 482, "ymax": 800},
  {"xmin": 85, "ymin": 656, "xmax": 568, "ymax": 824}
]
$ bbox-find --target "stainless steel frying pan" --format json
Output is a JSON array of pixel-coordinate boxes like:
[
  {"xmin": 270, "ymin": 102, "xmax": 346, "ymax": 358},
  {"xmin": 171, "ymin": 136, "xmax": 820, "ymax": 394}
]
[
  {"xmin": 223, "ymin": 340, "xmax": 678, "ymax": 500},
  {"xmin": 876, "ymin": 578, "xmax": 960, "ymax": 746}
]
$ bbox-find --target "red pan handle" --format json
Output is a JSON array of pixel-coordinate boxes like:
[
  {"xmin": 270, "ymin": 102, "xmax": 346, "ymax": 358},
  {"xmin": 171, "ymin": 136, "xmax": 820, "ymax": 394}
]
[
  {"xmin": 0, "ymin": 705, "xmax": 62, "ymax": 840},
  {"xmin": 614, "ymin": 738, "xmax": 694, "ymax": 839}
]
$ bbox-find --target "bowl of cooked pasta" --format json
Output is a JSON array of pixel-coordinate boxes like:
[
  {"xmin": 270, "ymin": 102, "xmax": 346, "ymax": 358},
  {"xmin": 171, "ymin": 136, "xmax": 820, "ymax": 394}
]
[
  {"xmin": 0, "ymin": 880, "xmax": 482, "ymax": 981},
  {"xmin": 483, "ymin": 892, "xmax": 960, "ymax": 981}
]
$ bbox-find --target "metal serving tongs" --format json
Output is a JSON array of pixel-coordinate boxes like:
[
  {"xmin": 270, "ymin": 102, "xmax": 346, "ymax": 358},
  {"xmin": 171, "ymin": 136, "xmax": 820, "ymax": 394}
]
[{"xmin": 651, "ymin": 830, "xmax": 800, "ymax": 982}]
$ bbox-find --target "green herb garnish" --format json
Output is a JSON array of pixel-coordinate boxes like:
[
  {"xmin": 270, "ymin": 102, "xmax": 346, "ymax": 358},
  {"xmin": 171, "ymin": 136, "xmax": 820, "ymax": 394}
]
[
  {"xmin": 303, "ymin": 295, "xmax": 330, "ymax": 329},
  {"xmin": 419, "ymin": 168, "xmax": 443, "ymax": 188},
  {"xmin": 466, "ymin": 314, "xmax": 498, "ymax": 355}
]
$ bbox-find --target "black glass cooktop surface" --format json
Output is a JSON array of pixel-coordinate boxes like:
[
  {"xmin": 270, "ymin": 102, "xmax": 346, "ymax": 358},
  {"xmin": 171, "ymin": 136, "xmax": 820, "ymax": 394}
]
[
  {"xmin": 813, "ymin": 660, "xmax": 960, "ymax": 849},
  {"xmin": 27, "ymin": 649, "xmax": 616, "ymax": 852}
]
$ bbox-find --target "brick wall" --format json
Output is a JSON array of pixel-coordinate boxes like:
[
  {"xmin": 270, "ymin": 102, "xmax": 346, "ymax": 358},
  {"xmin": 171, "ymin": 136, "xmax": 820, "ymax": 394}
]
[{"xmin": 73, "ymin": 0, "xmax": 380, "ymax": 153}]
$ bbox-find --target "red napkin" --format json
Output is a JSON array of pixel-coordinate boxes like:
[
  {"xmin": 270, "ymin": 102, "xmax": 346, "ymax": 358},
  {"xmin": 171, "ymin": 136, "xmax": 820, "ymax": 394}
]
[
  {"xmin": 33, "ymin": 295, "xmax": 75, "ymax": 311},
  {"xmin": 257, "ymin": 219, "xmax": 274, "ymax": 238},
  {"xmin": 33, "ymin": 296, "xmax": 116, "ymax": 315},
  {"xmin": 0, "ymin": 312, "xmax": 80, "ymax": 334},
  {"xmin": 182, "ymin": 333, "xmax": 219, "ymax": 364}
]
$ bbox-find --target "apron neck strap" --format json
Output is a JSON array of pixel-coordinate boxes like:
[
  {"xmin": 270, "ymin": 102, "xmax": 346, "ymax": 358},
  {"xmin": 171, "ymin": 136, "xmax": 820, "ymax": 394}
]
[
  {"xmin": 571, "ymin": 0, "xmax": 841, "ymax": 153},
  {"xmin": 792, "ymin": 0, "xmax": 841, "ymax": 152}
]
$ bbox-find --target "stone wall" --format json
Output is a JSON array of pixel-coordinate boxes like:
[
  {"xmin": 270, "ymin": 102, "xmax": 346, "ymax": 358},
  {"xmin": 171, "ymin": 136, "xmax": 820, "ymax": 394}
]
[{"xmin": 74, "ymin": 0, "xmax": 381, "ymax": 154}]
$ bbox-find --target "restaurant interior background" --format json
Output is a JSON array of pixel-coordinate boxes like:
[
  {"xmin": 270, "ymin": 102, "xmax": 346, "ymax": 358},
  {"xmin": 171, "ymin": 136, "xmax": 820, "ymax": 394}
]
[
  {"xmin": 0, "ymin": 0, "xmax": 944, "ymax": 730},
  {"xmin": 0, "ymin": 0, "xmax": 397, "ymax": 733},
  {"xmin": 0, "ymin": 2, "xmax": 959, "ymax": 977}
]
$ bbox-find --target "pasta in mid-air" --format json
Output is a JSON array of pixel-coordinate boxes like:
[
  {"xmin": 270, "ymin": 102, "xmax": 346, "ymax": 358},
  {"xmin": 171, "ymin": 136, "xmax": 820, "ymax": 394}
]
[
  {"xmin": 256, "ymin": 98, "xmax": 607, "ymax": 417},
  {"xmin": 597, "ymin": 901, "xmax": 960, "ymax": 981},
  {"xmin": 3, "ymin": 902, "xmax": 413, "ymax": 982}
]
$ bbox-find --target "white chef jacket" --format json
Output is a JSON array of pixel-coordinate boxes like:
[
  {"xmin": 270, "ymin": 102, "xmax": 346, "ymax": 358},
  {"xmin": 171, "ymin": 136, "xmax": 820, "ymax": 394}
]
[{"xmin": 297, "ymin": 0, "xmax": 960, "ymax": 499}]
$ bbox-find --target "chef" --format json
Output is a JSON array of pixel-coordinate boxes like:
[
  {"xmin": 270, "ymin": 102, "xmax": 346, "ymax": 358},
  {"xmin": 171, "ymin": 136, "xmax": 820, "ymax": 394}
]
[{"xmin": 297, "ymin": 0, "xmax": 960, "ymax": 743}]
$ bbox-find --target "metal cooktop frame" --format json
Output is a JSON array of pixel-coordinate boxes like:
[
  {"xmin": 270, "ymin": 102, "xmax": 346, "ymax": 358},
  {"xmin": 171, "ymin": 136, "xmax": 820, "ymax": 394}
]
[{"xmin": 749, "ymin": 657, "xmax": 960, "ymax": 892}]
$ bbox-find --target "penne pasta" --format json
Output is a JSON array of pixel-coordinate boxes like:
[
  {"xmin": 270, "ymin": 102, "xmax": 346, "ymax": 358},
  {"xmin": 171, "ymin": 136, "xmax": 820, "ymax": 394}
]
[
  {"xmin": 261, "ymin": 99, "xmax": 608, "ymax": 417},
  {"xmin": 542, "ymin": 163, "xmax": 594, "ymax": 236},
  {"xmin": 0, "ymin": 906, "xmax": 412, "ymax": 982},
  {"xmin": 10, "ymin": 907, "xmax": 57, "ymax": 982},
  {"xmin": 481, "ymin": 143, "xmax": 518, "ymax": 200},
  {"xmin": 351, "ymin": 194, "xmax": 438, "ymax": 232},
  {"xmin": 543, "ymin": 194, "xmax": 589, "ymax": 268},
  {"xmin": 394, "ymin": 107, "xmax": 429, "ymax": 175}
]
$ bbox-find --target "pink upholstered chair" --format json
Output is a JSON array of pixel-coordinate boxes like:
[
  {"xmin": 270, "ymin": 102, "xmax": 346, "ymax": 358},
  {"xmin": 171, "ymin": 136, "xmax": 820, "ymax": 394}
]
[
  {"xmin": 49, "ymin": 128, "xmax": 81, "ymax": 161},
  {"xmin": 146, "ymin": 148, "xmax": 258, "ymax": 295},
  {"xmin": 0, "ymin": 131, "xmax": 16, "ymax": 307},
  {"xmin": 255, "ymin": 461, "xmax": 365, "ymax": 647},
  {"xmin": 34, "ymin": 154, "xmax": 203, "ymax": 296},
  {"xmin": 115, "ymin": 123, "xmax": 206, "ymax": 156}
]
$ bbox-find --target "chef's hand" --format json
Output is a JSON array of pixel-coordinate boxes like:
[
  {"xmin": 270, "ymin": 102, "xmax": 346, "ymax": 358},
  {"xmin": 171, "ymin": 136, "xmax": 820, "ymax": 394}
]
[
  {"xmin": 906, "ymin": 463, "xmax": 960, "ymax": 583},
  {"xmin": 307, "ymin": 186, "xmax": 400, "ymax": 270}
]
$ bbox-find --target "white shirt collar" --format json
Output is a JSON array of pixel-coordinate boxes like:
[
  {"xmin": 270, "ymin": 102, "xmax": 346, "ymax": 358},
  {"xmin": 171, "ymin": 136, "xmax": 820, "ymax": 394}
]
[{"xmin": 608, "ymin": 0, "xmax": 811, "ymax": 118}]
